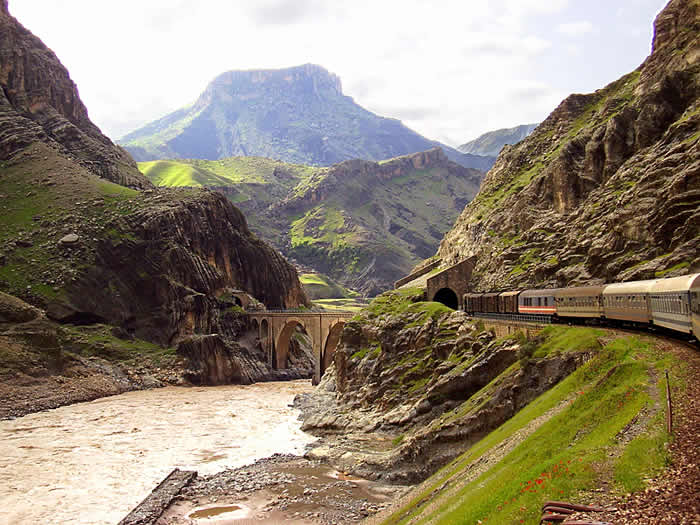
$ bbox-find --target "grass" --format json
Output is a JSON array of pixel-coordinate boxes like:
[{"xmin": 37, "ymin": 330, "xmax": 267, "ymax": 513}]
[
  {"xmin": 655, "ymin": 261, "xmax": 691, "ymax": 277},
  {"xmin": 60, "ymin": 324, "xmax": 177, "ymax": 365},
  {"xmin": 313, "ymin": 298, "xmax": 368, "ymax": 312},
  {"xmin": 359, "ymin": 288, "xmax": 426, "ymax": 320},
  {"xmin": 379, "ymin": 331, "xmax": 680, "ymax": 525},
  {"xmin": 300, "ymin": 272, "xmax": 360, "ymax": 300},
  {"xmin": 614, "ymin": 411, "xmax": 669, "ymax": 492}
]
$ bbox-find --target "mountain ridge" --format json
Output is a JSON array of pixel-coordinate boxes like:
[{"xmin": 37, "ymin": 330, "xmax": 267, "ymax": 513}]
[
  {"xmin": 458, "ymin": 123, "xmax": 539, "ymax": 157},
  {"xmin": 140, "ymin": 147, "xmax": 483, "ymax": 295},
  {"xmin": 119, "ymin": 64, "xmax": 496, "ymax": 171}
]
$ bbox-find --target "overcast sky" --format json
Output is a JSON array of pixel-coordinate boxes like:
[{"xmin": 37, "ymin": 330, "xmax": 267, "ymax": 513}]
[{"xmin": 10, "ymin": 0, "xmax": 667, "ymax": 147}]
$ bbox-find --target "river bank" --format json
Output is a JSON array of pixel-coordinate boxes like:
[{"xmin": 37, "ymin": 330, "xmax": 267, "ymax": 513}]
[{"xmin": 158, "ymin": 454, "xmax": 406, "ymax": 525}]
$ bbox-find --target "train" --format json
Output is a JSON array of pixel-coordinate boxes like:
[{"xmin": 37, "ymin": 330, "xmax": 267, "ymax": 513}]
[{"xmin": 462, "ymin": 273, "xmax": 700, "ymax": 340}]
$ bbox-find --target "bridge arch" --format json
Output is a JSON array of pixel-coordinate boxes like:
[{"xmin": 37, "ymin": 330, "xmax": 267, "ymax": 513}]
[
  {"xmin": 275, "ymin": 318, "xmax": 308, "ymax": 370},
  {"xmin": 433, "ymin": 287, "xmax": 458, "ymax": 309},
  {"xmin": 321, "ymin": 321, "xmax": 345, "ymax": 376}
]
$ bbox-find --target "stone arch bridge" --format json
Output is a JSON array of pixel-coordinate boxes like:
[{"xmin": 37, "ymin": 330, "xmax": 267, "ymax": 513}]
[{"xmin": 247, "ymin": 311, "xmax": 354, "ymax": 384}]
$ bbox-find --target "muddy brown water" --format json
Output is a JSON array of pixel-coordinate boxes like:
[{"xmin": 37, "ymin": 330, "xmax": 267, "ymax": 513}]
[{"xmin": 0, "ymin": 380, "xmax": 315, "ymax": 525}]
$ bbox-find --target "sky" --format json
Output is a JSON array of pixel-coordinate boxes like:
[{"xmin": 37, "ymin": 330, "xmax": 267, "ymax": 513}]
[{"xmin": 10, "ymin": 0, "xmax": 668, "ymax": 147}]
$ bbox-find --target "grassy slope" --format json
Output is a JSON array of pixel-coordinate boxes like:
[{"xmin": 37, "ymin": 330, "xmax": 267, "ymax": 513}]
[
  {"xmin": 139, "ymin": 156, "xmax": 478, "ymax": 294},
  {"xmin": 0, "ymin": 144, "xmax": 141, "ymax": 303},
  {"xmin": 378, "ymin": 328, "xmax": 681, "ymax": 525},
  {"xmin": 138, "ymin": 157, "xmax": 316, "ymax": 202},
  {"xmin": 300, "ymin": 273, "xmax": 359, "ymax": 300}
]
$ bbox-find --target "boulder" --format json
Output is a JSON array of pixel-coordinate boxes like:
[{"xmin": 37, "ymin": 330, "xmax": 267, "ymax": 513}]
[{"xmin": 59, "ymin": 233, "xmax": 79, "ymax": 246}]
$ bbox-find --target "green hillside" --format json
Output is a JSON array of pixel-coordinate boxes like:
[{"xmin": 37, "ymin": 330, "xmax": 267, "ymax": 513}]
[
  {"xmin": 376, "ymin": 328, "xmax": 682, "ymax": 525},
  {"xmin": 139, "ymin": 161, "xmax": 232, "ymax": 187},
  {"xmin": 139, "ymin": 148, "xmax": 482, "ymax": 296}
]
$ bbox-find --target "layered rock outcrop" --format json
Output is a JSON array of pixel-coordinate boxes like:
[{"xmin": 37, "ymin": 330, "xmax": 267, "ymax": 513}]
[
  {"xmin": 297, "ymin": 290, "xmax": 591, "ymax": 482},
  {"xmin": 0, "ymin": 1, "xmax": 149, "ymax": 188},
  {"xmin": 438, "ymin": 0, "xmax": 699, "ymax": 288}
]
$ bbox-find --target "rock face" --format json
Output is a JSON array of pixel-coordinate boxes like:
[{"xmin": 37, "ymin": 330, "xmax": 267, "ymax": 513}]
[
  {"xmin": 119, "ymin": 64, "xmax": 494, "ymax": 171},
  {"xmin": 439, "ymin": 0, "xmax": 699, "ymax": 289},
  {"xmin": 297, "ymin": 290, "xmax": 591, "ymax": 483},
  {"xmin": 43, "ymin": 189, "xmax": 309, "ymax": 345},
  {"xmin": 458, "ymin": 123, "xmax": 539, "ymax": 157},
  {"xmin": 0, "ymin": 2, "xmax": 150, "ymax": 189}
]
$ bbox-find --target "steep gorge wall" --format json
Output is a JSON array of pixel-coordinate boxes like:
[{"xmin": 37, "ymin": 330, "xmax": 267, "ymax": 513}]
[
  {"xmin": 0, "ymin": 0, "xmax": 310, "ymax": 390},
  {"xmin": 47, "ymin": 189, "xmax": 309, "ymax": 346},
  {"xmin": 439, "ymin": 0, "xmax": 699, "ymax": 289},
  {"xmin": 0, "ymin": 1, "xmax": 149, "ymax": 188}
]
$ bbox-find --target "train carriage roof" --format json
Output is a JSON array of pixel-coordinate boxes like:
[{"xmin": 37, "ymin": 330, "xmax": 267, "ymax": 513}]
[
  {"xmin": 556, "ymin": 285, "xmax": 606, "ymax": 298},
  {"xmin": 520, "ymin": 288, "xmax": 560, "ymax": 298},
  {"xmin": 482, "ymin": 292, "xmax": 501, "ymax": 298},
  {"xmin": 602, "ymin": 279, "xmax": 659, "ymax": 295},
  {"xmin": 649, "ymin": 273, "xmax": 700, "ymax": 294},
  {"xmin": 499, "ymin": 290, "xmax": 521, "ymax": 297}
]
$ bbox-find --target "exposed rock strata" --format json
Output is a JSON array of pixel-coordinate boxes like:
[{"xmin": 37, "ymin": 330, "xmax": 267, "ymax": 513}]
[
  {"xmin": 297, "ymin": 291, "xmax": 591, "ymax": 483},
  {"xmin": 438, "ymin": 0, "xmax": 699, "ymax": 288},
  {"xmin": 0, "ymin": 2, "xmax": 149, "ymax": 188}
]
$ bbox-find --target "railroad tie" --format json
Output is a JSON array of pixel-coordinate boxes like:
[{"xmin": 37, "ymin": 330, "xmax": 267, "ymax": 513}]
[
  {"xmin": 540, "ymin": 500, "xmax": 611, "ymax": 525},
  {"xmin": 542, "ymin": 501, "xmax": 606, "ymax": 513}
]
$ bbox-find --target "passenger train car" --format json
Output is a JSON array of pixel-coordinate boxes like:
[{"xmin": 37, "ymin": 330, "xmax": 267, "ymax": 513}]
[{"xmin": 462, "ymin": 273, "xmax": 700, "ymax": 340}]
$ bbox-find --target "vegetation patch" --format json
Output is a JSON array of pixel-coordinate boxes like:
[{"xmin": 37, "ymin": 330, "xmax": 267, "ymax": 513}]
[{"xmin": 378, "ymin": 332, "xmax": 681, "ymax": 525}]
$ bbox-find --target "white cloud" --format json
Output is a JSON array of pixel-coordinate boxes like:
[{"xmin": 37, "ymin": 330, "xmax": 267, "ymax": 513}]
[{"xmin": 557, "ymin": 21, "xmax": 594, "ymax": 37}]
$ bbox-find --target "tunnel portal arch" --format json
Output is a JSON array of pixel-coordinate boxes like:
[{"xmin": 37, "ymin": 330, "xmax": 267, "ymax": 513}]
[{"xmin": 433, "ymin": 287, "xmax": 459, "ymax": 309}]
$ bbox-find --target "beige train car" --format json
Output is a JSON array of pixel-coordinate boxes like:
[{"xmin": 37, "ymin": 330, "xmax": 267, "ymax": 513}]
[
  {"xmin": 602, "ymin": 279, "xmax": 659, "ymax": 324},
  {"xmin": 649, "ymin": 273, "xmax": 700, "ymax": 336},
  {"xmin": 555, "ymin": 285, "xmax": 605, "ymax": 319}
]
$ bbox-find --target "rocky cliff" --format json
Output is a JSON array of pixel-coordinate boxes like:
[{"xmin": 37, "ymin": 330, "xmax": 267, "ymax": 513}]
[
  {"xmin": 119, "ymin": 64, "xmax": 494, "ymax": 171},
  {"xmin": 439, "ymin": 0, "xmax": 699, "ymax": 289},
  {"xmin": 297, "ymin": 289, "xmax": 593, "ymax": 483},
  {"xmin": 0, "ymin": 1, "xmax": 311, "ymax": 404},
  {"xmin": 0, "ymin": 2, "xmax": 149, "ymax": 189}
]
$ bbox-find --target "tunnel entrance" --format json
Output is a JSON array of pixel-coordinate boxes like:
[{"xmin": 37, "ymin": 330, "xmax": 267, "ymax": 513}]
[{"xmin": 433, "ymin": 287, "xmax": 458, "ymax": 309}]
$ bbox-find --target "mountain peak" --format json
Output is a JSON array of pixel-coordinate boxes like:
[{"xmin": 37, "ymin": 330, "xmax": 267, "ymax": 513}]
[
  {"xmin": 206, "ymin": 63, "xmax": 342, "ymax": 98},
  {"xmin": 120, "ymin": 65, "xmax": 492, "ymax": 170}
]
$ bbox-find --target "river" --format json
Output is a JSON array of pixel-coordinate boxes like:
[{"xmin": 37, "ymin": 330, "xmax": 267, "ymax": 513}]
[{"xmin": 0, "ymin": 380, "xmax": 315, "ymax": 525}]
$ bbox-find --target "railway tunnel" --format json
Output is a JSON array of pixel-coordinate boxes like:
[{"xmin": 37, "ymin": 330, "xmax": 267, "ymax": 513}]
[{"xmin": 433, "ymin": 287, "xmax": 459, "ymax": 309}]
